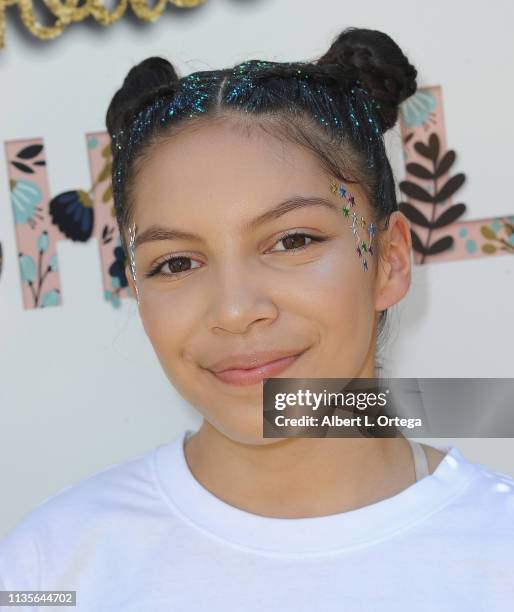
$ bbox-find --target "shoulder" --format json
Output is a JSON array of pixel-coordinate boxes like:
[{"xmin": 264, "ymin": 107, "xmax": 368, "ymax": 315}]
[
  {"xmin": 461, "ymin": 458, "xmax": 514, "ymax": 523},
  {"xmin": 0, "ymin": 444, "xmax": 162, "ymax": 589},
  {"xmin": 430, "ymin": 444, "xmax": 514, "ymax": 531}
]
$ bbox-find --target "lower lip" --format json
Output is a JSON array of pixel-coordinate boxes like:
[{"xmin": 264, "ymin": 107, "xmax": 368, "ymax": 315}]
[{"xmin": 208, "ymin": 352, "xmax": 305, "ymax": 387}]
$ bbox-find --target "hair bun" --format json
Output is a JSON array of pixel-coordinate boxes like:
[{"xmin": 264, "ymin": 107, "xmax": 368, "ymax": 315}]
[
  {"xmin": 316, "ymin": 27, "xmax": 417, "ymax": 132},
  {"xmin": 106, "ymin": 57, "xmax": 180, "ymax": 138}
]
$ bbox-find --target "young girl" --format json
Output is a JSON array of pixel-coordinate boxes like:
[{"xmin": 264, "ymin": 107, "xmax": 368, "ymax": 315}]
[{"xmin": 1, "ymin": 27, "xmax": 513, "ymax": 611}]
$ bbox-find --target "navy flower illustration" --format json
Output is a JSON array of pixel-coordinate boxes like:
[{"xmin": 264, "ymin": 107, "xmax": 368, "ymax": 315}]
[
  {"xmin": 108, "ymin": 245, "xmax": 128, "ymax": 289},
  {"xmin": 49, "ymin": 190, "xmax": 94, "ymax": 242},
  {"xmin": 105, "ymin": 240, "xmax": 131, "ymax": 308}
]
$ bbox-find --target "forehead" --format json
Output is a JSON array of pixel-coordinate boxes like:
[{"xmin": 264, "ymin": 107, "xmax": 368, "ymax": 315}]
[{"xmin": 131, "ymin": 118, "xmax": 335, "ymax": 221}]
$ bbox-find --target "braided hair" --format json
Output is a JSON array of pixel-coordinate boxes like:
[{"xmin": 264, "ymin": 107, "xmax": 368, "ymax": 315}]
[{"xmin": 105, "ymin": 26, "xmax": 418, "ymax": 359}]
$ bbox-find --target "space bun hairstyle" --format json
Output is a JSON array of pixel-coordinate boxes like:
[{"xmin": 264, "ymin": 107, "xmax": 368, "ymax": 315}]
[
  {"xmin": 315, "ymin": 28, "xmax": 417, "ymax": 132},
  {"xmin": 106, "ymin": 57, "xmax": 180, "ymax": 139},
  {"xmin": 106, "ymin": 27, "xmax": 417, "ymax": 357}
]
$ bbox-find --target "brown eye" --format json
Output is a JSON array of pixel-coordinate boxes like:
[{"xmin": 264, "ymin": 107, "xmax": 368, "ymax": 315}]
[
  {"xmin": 145, "ymin": 256, "xmax": 201, "ymax": 278},
  {"xmin": 282, "ymin": 234, "xmax": 309, "ymax": 250},
  {"xmin": 166, "ymin": 257, "xmax": 192, "ymax": 273},
  {"xmin": 272, "ymin": 232, "xmax": 325, "ymax": 253}
]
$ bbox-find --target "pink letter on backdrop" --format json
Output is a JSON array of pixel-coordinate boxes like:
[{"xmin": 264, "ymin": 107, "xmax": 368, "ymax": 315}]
[
  {"xmin": 399, "ymin": 86, "xmax": 514, "ymax": 264},
  {"xmin": 6, "ymin": 139, "xmax": 61, "ymax": 308},
  {"xmin": 85, "ymin": 132, "xmax": 132, "ymax": 309},
  {"xmin": 5, "ymin": 136, "xmax": 132, "ymax": 309}
]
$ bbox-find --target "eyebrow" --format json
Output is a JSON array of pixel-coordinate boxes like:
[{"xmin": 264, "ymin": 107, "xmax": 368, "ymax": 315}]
[{"xmin": 133, "ymin": 195, "xmax": 341, "ymax": 249}]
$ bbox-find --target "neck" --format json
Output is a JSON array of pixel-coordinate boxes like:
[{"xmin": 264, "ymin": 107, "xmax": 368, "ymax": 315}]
[
  {"xmin": 184, "ymin": 421, "xmax": 415, "ymax": 519},
  {"xmin": 183, "ymin": 345, "xmax": 400, "ymax": 519}
]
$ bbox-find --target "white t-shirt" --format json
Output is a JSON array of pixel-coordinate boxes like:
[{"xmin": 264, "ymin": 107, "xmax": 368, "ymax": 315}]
[{"xmin": 1, "ymin": 429, "xmax": 513, "ymax": 611}]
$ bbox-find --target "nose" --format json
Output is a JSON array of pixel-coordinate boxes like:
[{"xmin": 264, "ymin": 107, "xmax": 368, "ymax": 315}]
[{"xmin": 206, "ymin": 259, "xmax": 278, "ymax": 335}]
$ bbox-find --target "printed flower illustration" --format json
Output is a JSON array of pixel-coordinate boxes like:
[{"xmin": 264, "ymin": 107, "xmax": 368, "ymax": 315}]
[
  {"xmin": 105, "ymin": 238, "xmax": 130, "ymax": 308},
  {"xmin": 18, "ymin": 230, "xmax": 60, "ymax": 307},
  {"xmin": 10, "ymin": 178, "xmax": 44, "ymax": 228},
  {"xmin": 399, "ymin": 132, "xmax": 467, "ymax": 264},
  {"xmin": 10, "ymin": 143, "xmax": 46, "ymax": 175},
  {"xmin": 48, "ymin": 141, "xmax": 114, "ymax": 243},
  {"xmin": 108, "ymin": 245, "xmax": 128, "ymax": 289},
  {"xmin": 49, "ymin": 190, "xmax": 94, "ymax": 242},
  {"xmin": 399, "ymin": 90, "xmax": 437, "ymax": 129},
  {"xmin": 480, "ymin": 218, "xmax": 514, "ymax": 255}
]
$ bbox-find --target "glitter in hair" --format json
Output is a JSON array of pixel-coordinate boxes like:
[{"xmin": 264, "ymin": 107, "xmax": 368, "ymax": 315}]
[{"xmin": 111, "ymin": 62, "xmax": 393, "ymax": 231}]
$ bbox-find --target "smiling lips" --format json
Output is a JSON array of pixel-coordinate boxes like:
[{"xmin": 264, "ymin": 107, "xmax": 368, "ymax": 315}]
[{"xmin": 207, "ymin": 349, "xmax": 307, "ymax": 386}]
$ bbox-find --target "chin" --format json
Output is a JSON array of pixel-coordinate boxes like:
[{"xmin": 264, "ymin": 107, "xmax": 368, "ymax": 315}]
[{"xmin": 204, "ymin": 409, "xmax": 279, "ymax": 446}]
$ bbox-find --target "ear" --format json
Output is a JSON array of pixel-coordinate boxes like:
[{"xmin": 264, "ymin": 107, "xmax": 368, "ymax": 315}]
[{"xmin": 374, "ymin": 211, "xmax": 412, "ymax": 312}]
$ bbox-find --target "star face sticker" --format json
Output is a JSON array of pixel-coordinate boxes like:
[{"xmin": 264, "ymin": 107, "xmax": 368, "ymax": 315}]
[{"xmin": 330, "ymin": 180, "xmax": 377, "ymax": 272}]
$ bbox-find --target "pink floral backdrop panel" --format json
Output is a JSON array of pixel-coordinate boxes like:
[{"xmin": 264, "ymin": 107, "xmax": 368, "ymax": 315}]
[
  {"xmin": 86, "ymin": 132, "xmax": 132, "ymax": 309},
  {"xmin": 6, "ymin": 135, "xmax": 133, "ymax": 310},
  {"xmin": 399, "ymin": 86, "xmax": 514, "ymax": 265},
  {"xmin": 6, "ymin": 139, "xmax": 61, "ymax": 309}
]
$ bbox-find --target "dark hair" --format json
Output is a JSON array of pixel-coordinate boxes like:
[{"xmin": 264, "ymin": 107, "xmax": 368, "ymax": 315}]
[{"xmin": 106, "ymin": 27, "xmax": 417, "ymax": 372}]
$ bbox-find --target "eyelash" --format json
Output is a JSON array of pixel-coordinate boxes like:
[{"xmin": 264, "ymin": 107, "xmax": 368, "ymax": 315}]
[{"xmin": 143, "ymin": 231, "xmax": 327, "ymax": 279}]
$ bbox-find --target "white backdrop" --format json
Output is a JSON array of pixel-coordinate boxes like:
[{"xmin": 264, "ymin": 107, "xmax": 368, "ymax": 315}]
[{"xmin": 1, "ymin": 0, "xmax": 513, "ymax": 538}]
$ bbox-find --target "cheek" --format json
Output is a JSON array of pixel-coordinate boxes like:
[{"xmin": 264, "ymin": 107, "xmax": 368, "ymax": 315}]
[
  {"xmin": 290, "ymin": 247, "xmax": 372, "ymax": 323},
  {"xmin": 141, "ymin": 298, "xmax": 207, "ymax": 406},
  {"xmin": 288, "ymin": 249, "xmax": 375, "ymax": 374},
  {"xmin": 139, "ymin": 297, "xmax": 189, "ymax": 372}
]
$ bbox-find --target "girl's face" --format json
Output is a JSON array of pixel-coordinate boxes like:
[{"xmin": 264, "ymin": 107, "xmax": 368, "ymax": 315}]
[{"xmin": 125, "ymin": 117, "xmax": 409, "ymax": 444}]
